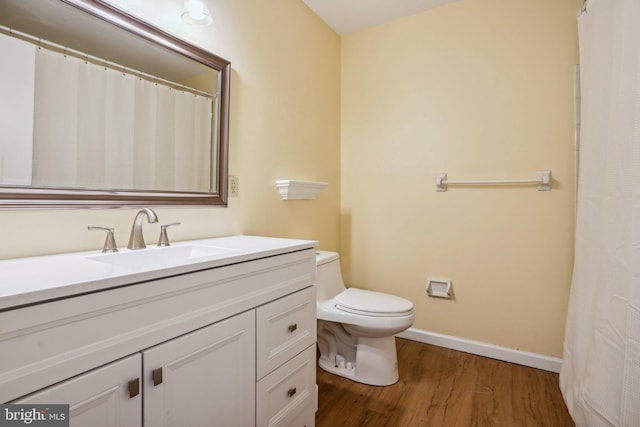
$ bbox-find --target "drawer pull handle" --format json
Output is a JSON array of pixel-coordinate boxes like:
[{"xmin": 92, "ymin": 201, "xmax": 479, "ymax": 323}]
[
  {"xmin": 152, "ymin": 368, "xmax": 163, "ymax": 386},
  {"xmin": 288, "ymin": 323, "xmax": 298, "ymax": 333},
  {"xmin": 287, "ymin": 387, "xmax": 297, "ymax": 398},
  {"xmin": 128, "ymin": 378, "xmax": 140, "ymax": 399}
]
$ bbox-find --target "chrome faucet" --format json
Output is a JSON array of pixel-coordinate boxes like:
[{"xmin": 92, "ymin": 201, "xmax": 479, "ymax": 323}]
[{"xmin": 128, "ymin": 208, "xmax": 159, "ymax": 250}]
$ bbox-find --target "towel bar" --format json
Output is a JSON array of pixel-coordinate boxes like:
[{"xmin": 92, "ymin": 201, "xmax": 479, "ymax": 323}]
[{"xmin": 436, "ymin": 170, "xmax": 551, "ymax": 191}]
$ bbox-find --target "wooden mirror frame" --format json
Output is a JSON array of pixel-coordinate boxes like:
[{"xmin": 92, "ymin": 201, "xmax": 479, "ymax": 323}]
[{"xmin": 0, "ymin": 0, "xmax": 230, "ymax": 208}]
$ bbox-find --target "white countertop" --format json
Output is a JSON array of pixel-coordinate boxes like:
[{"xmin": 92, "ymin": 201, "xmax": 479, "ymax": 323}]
[{"xmin": 0, "ymin": 235, "xmax": 317, "ymax": 310}]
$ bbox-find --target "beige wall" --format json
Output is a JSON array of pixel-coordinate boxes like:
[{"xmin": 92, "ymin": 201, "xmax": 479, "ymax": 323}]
[
  {"xmin": 0, "ymin": 0, "xmax": 341, "ymax": 260},
  {"xmin": 340, "ymin": 0, "xmax": 580, "ymax": 357},
  {"xmin": 2, "ymin": 0, "xmax": 580, "ymax": 359}
]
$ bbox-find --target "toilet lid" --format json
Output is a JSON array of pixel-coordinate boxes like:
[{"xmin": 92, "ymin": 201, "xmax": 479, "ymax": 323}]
[{"xmin": 334, "ymin": 288, "xmax": 413, "ymax": 317}]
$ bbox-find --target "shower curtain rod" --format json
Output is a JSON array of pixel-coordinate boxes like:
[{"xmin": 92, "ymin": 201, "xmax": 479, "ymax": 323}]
[
  {"xmin": 435, "ymin": 170, "xmax": 552, "ymax": 191},
  {"xmin": 0, "ymin": 25, "xmax": 217, "ymax": 99}
]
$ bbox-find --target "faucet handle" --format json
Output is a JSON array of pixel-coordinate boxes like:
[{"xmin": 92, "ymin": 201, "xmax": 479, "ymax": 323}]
[
  {"xmin": 88, "ymin": 226, "xmax": 118, "ymax": 253},
  {"xmin": 157, "ymin": 222, "xmax": 181, "ymax": 247}
]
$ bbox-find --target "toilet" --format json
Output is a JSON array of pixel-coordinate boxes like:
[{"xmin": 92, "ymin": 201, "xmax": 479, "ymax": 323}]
[{"xmin": 315, "ymin": 251, "xmax": 415, "ymax": 386}]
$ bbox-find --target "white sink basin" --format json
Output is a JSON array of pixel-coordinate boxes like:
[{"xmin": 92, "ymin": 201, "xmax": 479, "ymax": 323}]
[{"xmin": 85, "ymin": 244, "xmax": 239, "ymax": 270}]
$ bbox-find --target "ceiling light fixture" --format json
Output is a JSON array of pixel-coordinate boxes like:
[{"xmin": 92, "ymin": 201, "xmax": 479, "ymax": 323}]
[{"xmin": 182, "ymin": 0, "xmax": 213, "ymax": 26}]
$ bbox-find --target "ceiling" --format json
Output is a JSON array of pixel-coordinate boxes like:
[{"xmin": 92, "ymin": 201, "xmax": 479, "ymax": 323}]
[
  {"xmin": 0, "ymin": 0, "xmax": 214, "ymax": 83},
  {"xmin": 301, "ymin": 0, "xmax": 462, "ymax": 35}
]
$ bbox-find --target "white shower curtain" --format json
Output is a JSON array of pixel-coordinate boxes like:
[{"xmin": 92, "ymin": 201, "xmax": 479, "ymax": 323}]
[
  {"xmin": 559, "ymin": 0, "xmax": 640, "ymax": 426},
  {"xmin": 31, "ymin": 48, "xmax": 213, "ymax": 192}
]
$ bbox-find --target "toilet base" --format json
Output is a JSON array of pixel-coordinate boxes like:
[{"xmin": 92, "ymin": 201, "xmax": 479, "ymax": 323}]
[{"xmin": 318, "ymin": 335, "xmax": 399, "ymax": 386}]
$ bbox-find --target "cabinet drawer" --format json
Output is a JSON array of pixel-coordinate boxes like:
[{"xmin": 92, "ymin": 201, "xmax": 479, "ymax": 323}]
[
  {"xmin": 256, "ymin": 286, "xmax": 316, "ymax": 379},
  {"xmin": 256, "ymin": 345, "xmax": 316, "ymax": 427}
]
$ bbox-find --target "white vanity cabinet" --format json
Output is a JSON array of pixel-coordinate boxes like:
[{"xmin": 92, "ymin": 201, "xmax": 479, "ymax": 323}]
[
  {"xmin": 13, "ymin": 311, "xmax": 257, "ymax": 427},
  {"xmin": 0, "ymin": 237, "xmax": 317, "ymax": 427}
]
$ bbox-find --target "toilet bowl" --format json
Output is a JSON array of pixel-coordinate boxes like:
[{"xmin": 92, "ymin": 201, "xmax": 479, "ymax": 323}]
[{"xmin": 315, "ymin": 251, "xmax": 414, "ymax": 386}]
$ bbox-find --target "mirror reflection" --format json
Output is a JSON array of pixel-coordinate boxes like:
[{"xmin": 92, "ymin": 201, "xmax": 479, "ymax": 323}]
[{"xmin": 0, "ymin": 0, "xmax": 230, "ymax": 207}]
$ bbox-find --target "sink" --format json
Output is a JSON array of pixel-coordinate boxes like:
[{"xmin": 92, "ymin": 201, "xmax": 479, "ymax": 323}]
[{"xmin": 85, "ymin": 244, "xmax": 239, "ymax": 270}]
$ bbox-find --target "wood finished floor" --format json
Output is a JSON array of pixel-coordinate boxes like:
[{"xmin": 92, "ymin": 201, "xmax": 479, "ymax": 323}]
[{"xmin": 316, "ymin": 338, "xmax": 574, "ymax": 427}]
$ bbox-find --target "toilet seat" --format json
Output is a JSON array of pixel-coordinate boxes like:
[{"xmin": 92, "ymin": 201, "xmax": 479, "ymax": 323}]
[{"xmin": 334, "ymin": 288, "xmax": 413, "ymax": 317}]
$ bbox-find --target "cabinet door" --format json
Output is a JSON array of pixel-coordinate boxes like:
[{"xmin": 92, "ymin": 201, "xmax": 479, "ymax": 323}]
[
  {"xmin": 143, "ymin": 311, "xmax": 255, "ymax": 427},
  {"xmin": 13, "ymin": 354, "xmax": 142, "ymax": 427}
]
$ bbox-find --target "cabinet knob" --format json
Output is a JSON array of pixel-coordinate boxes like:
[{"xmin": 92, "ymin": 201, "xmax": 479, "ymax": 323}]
[
  {"xmin": 152, "ymin": 368, "xmax": 163, "ymax": 386},
  {"xmin": 288, "ymin": 323, "xmax": 298, "ymax": 333},
  {"xmin": 128, "ymin": 378, "xmax": 140, "ymax": 399},
  {"xmin": 287, "ymin": 387, "xmax": 297, "ymax": 398}
]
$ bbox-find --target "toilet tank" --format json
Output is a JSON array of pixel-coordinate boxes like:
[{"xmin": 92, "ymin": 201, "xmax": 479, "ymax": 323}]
[{"xmin": 315, "ymin": 251, "xmax": 347, "ymax": 301}]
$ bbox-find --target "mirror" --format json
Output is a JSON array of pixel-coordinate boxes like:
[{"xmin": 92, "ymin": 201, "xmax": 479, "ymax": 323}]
[{"xmin": 0, "ymin": 0, "xmax": 230, "ymax": 207}]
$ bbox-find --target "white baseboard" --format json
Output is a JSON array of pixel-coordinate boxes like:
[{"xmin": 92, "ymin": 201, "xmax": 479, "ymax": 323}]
[{"xmin": 396, "ymin": 328, "xmax": 563, "ymax": 373}]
